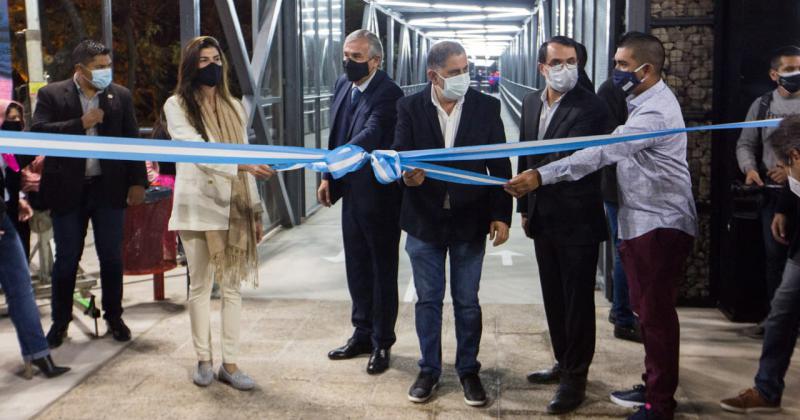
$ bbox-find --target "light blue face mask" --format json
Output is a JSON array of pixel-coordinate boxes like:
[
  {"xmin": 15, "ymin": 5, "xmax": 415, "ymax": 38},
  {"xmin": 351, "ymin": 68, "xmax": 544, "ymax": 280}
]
[{"xmin": 86, "ymin": 67, "xmax": 112, "ymax": 90}]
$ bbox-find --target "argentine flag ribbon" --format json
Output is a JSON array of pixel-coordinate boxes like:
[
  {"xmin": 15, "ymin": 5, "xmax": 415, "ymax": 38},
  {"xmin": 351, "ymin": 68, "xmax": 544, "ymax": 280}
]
[{"xmin": 0, "ymin": 118, "xmax": 782, "ymax": 187}]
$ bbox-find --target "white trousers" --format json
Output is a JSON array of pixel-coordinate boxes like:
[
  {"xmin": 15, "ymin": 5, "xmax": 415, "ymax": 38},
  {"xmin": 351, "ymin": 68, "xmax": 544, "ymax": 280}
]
[{"xmin": 181, "ymin": 230, "xmax": 241, "ymax": 364}]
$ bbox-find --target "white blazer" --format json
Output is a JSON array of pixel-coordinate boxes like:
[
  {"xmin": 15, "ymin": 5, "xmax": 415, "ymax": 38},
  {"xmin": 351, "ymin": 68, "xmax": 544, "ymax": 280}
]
[{"xmin": 164, "ymin": 95, "xmax": 262, "ymax": 232}]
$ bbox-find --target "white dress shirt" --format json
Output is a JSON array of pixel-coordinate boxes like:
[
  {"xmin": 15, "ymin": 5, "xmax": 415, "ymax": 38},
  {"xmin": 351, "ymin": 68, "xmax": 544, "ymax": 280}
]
[
  {"xmin": 538, "ymin": 88, "xmax": 565, "ymax": 140},
  {"xmin": 431, "ymin": 87, "xmax": 465, "ymax": 209},
  {"xmin": 74, "ymin": 75, "xmax": 103, "ymax": 177}
]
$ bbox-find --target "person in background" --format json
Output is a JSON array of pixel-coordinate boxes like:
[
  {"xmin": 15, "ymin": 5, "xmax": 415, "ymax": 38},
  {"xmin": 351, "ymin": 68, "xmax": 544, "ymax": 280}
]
[
  {"xmin": 165, "ymin": 36, "xmax": 274, "ymax": 391},
  {"xmin": 596, "ymin": 76, "xmax": 642, "ymax": 343},
  {"xmin": 1, "ymin": 102, "xmax": 32, "ymax": 258},
  {"xmin": 575, "ymin": 42, "xmax": 595, "ymax": 92},
  {"xmin": 517, "ymin": 35, "xmax": 609, "ymax": 415},
  {"xmin": 1, "ymin": 154, "xmax": 70, "ymax": 379},
  {"xmin": 735, "ymin": 45, "xmax": 800, "ymax": 339},
  {"xmin": 320, "ymin": 29, "xmax": 403, "ymax": 375},
  {"xmin": 720, "ymin": 115, "xmax": 800, "ymax": 415},
  {"xmin": 393, "ymin": 40, "xmax": 512, "ymax": 407},
  {"xmin": 30, "ymin": 40, "xmax": 148, "ymax": 348},
  {"xmin": 505, "ymin": 32, "xmax": 697, "ymax": 420}
]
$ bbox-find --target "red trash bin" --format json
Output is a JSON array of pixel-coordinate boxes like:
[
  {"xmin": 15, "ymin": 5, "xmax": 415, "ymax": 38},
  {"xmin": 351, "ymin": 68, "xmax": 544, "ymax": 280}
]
[{"xmin": 123, "ymin": 187, "xmax": 177, "ymax": 300}]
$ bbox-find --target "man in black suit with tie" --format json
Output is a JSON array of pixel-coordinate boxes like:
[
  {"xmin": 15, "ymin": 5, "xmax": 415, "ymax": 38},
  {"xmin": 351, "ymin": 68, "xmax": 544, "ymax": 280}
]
[
  {"xmin": 515, "ymin": 36, "xmax": 610, "ymax": 414},
  {"xmin": 392, "ymin": 40, "xmax": 511, "ymax": 407},
  {"xmin": 30, "ymin": 40, "xmax": 147, "ymax": 348},
  {"xmin": 319, "ymin": 29, "xmax": 403, "ymax": 375}
]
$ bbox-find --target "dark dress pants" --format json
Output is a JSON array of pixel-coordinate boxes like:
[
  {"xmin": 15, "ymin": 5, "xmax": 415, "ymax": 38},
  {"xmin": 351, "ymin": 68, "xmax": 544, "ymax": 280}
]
[
  {"xmin": 341, "ymin": 188, "xmax": 401, "ymax": 350},
  {"xmin": 533, "ymin": 233, "xmax": 599, "ymax": 383},
  {"xmin": 51, "ymin": 178, "xmax": 125, "ymax": 325}
]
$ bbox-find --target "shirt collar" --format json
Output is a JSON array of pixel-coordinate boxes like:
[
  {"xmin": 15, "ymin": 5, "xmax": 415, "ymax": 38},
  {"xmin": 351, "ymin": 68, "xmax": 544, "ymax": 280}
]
[
  {"xmin": 353, "ymin": 70, "xmax": 377, "ymax": 93},
  {"xmin": 430, "ymin": 85, "xmax": 465, "ymax": 113},
  {"xmin": 627, "ymin": 79, "xmax": 667, "ymax": 110},
  {"xmin": 540, "ymin": 88, "xmax": 566, "ymax": 108}
]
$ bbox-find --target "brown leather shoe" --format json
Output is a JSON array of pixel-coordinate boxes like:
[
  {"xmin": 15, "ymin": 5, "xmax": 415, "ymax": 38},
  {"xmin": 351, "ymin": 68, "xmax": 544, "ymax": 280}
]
[{"xmin": 720, "ymin": 387, "xmax": 780, "ymax": 414}]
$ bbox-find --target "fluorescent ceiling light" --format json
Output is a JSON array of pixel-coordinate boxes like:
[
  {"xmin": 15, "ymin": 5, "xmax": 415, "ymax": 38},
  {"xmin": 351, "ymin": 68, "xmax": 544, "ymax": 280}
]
[
  {"xmin": 432, "ymin": 3, "xmax": 482, "ymax": 11},
  {"xmin": 483, "ymin": 7, "xmax": 530, "ymax": 14},
  {"xmin": 471, "ymin": 59, "xmax": 496, "ymax": 67}
]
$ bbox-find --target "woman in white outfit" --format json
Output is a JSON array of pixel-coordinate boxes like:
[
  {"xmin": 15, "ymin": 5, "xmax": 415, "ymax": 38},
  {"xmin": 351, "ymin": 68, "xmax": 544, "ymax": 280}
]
[{"xmin": 164, "ymin": 36, "xmax": 275, "ymax": 390}]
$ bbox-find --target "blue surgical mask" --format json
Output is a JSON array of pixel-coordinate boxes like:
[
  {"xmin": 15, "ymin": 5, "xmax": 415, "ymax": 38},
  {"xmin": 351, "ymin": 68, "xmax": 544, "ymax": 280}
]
[
  {"xmin": 612, "ymin": 63, "xmax": 648, "ymax": 95},
  {"xmin": 86, "ymin": 68, "xmax": 113, "ymax": 90}
]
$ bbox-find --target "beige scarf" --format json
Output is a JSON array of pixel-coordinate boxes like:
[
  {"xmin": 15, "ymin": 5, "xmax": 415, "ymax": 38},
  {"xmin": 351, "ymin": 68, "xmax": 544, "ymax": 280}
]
[{"xmin": 200, "ymin": 95, "xmax": 259, "ymax": 288}]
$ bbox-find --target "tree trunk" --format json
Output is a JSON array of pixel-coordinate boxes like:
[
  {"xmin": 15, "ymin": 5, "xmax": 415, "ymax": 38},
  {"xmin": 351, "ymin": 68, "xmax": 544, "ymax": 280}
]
[{"xmin": 58, "ymin": 0, "xmax": 87, "ymax": 41}]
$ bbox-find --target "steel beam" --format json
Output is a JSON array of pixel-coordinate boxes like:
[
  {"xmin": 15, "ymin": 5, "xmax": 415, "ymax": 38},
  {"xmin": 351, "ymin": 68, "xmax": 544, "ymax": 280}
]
[{"xmin": 180, "ymin": 0, "xmax": 200, "ymax": 48}]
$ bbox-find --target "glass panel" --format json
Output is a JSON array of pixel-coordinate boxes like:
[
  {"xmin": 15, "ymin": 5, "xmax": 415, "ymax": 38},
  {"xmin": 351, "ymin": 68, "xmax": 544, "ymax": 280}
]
[
  {"xmin": 594, "ymin": 0, "xmax": 610, "ymax": 86},
  {"xmin": 302, "ymin": 0, "xmax": 319, "ymax": 96},
  {"xmin": 259, "ymin": 103, "xmax": 284, "ymax": 227},
  {"xmin": 583, "ymin": 0, "xmax": 595, "ymax": 79}
]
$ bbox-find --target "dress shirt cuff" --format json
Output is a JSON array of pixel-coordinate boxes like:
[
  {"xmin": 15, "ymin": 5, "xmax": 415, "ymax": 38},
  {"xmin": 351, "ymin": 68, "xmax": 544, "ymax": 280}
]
[{"xmin": 537, "ymin": 165, "xmax": 557, "ymax": 186}]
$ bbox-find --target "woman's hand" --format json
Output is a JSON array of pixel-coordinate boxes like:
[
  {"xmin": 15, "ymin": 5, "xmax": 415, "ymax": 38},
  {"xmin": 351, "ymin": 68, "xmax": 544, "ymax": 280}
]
[
  {"xmin": 256, "ymin": 220, "xmax": 264, "ymax": 242},
  {"xmin": 239, "ymin": 164, "xmax": 276, "ymax": 180}
]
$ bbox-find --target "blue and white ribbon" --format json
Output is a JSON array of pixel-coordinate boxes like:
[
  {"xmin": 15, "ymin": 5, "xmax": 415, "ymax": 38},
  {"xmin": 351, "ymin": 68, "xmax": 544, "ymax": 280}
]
[{"xmin": 0, "ymin": 118, "xmax": 783, "ymax": 186}]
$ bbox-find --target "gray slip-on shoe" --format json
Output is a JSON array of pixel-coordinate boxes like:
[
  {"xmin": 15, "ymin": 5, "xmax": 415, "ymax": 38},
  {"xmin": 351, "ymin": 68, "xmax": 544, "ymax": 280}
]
[
  {"xmin": 193, "ymin": 362, "xmax": 214, "ymax": 387},
  {"xmin": 217, "ymin": 366, "xmax": 255, "ymax": 391}
]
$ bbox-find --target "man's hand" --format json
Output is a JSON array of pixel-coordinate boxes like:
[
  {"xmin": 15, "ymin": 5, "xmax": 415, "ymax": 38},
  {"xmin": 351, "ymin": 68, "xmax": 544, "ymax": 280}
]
[
  {"xmin": 18, "ymin": 198, "xmax": 33, "ymax": 222},
  {"xmin": 81, "ymin": 108, "xmax": 105, "ymax": 130},
  {"xmin": 403, "ymin": 168, "xmax": 426, "ymax": 187},
  {"xmin": 768, "ymin": 166, "xmax": 789, "ymax": 184},
  {"xmin": 521, "ymin": 215, "xmax": 529, "ymax": 234},
  {"xmin": 504, "ymin": 169, "xmax": 541, "ymax": 198},
  {"xmin": 489, "ymin": 221, "xmax": 510, "ymax": 247},
  {"xmin": 239, "ymin": 164, "xmax": 276, "ymax": 180},
  {"xmin": 127, "ymin": 185, "xmax": 146, "ymax": 206},
  {"xmin": 745, "ymin": 169, "xmax": 764, "ymax": 186},
  {"xmin": 317, "ymin": 180, "xmax": 332, "ymax": 207},
  {"xmin": 772, "ymin": 213, "xmax": 790, "ymax": 245}
]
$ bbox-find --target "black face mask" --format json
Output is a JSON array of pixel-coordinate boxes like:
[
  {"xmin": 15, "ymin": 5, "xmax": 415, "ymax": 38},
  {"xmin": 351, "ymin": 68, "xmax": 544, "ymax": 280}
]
[
  {"xmin": 196, "ymin": 63, "xmax": 223, "ymax": 87},
  {"xmin": 343, "ymin": 59, "xmax": 370, "ymax": 82},
  {"xmin": 779, "ymin": 72, "xmax": 800, "ymax": 94},
  {"xmin": 1, "ymin": 120, "xmax": 22, "ymax": 131}
]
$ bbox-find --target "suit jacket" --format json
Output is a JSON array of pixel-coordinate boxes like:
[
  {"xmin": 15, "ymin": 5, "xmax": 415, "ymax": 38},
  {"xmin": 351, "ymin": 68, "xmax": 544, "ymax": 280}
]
[
  {"xmin": 163, "ymin": 95, "xmax": 262, "ymax": 232},
  {"xmin": 327, "ymin": 70, "xmax": 403, "ymax": 214},
  {"xmin": 392, "ymin": 84, "xmax": 512, "ymax": 244},
  {"xmin": 517, "ymin": 85, "xmax": 609, "ymax": 245},
  {"xmin": 30, "ymin": 78, "xmax": 148, "ymax": 214}
]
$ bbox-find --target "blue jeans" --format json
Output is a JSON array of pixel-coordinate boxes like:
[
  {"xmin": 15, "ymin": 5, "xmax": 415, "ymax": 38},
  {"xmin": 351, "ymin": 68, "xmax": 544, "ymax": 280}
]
[
  {"xmin": 0, "ymin": 214, "xmax": 50, "ymax": 361},
  {"xmin": 754, "ymin": 258, "xmax": 800, "ymax": 404},
  {"xmin": 760, "ymin": 190, "xmax": 788, "ymax": 307},
  {"xmin": 406, "ymin": 234, "xmax": 485, "ymax": 378},
  {"xmin": 51, "ymin": 180, "xmax": 125, "ymax": 325},
  {"xmin": 605, "ymin": 202, "xmax": 635, "ymax": 327}
]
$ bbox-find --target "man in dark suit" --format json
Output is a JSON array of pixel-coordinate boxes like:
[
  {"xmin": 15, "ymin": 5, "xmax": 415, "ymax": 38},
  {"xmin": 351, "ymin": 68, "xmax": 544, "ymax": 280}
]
[
  {"xmin": 29, "ymin": 40, "xmax": 147, "ymax": 348},
  {"xmin": 392, "ymin": 40, "xmax": 511, "ymax": 407},
  {"xmin": 319, "ymin": 29, "xmax": 403, "ymax": 375},
  {"xmin": 516, "ymin": 36, "xmax": 610, "ymax": 414}
]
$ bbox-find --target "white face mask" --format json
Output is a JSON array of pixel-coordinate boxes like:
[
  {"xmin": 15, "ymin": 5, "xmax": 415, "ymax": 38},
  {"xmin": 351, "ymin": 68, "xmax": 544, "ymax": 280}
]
[
  {"xmin": 545, "ymin": 63, "xmax": 579, "ymax": 93},
  {"xmin": 789, "ymin": 165, "xmax": 800, "ymax": 197},
  {"xmin": 436, "ymin": 71, "xmax": 470, "ymax": 100}
]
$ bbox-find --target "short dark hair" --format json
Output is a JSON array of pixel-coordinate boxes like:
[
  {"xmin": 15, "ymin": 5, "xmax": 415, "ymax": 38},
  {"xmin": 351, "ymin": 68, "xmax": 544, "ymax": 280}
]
[
  {"xmin": 537, "ymin": 36, "xmax": 578, "ymax": 64},
  {"xmin": 72, "ymin": 39, "xmax": 110, "ymax": 66},
  {"xmin": 770, "ymin": 45, "xmax": 800, "ymax": 70},
  {"xmin": 769, "ymin": 115, "xmax": 800, "ymax": 162},
  {"xmin": 617, "ymin": 31, "xmax": 665, "ymax": 74},
  {"xmin": 575, "ymin": 42, "xmax": 588, "ymax": 70}
]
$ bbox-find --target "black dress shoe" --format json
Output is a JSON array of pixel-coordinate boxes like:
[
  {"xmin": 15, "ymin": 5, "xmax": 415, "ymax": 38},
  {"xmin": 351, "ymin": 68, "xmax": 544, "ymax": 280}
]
[
  {"xmin": 366, "ymin": 348, "xmax": 390, "ymax": 374},
  {"xmin": 328, "ymin": 338, "xmax": 371, "ymax": 360},
  {"xmin": 547, "ymin": 382, "xmax": 586, "ymax": 414},
  {"xmin": 106, "ymin": 318, "xmax": 131, "ymax": 342},
  {"xmin": 460, "ymin": 373, "xmax": 488, "ymax": 407},
  {"xmin": 614, "ymin": 324, "xmax": 643, "ymax": 343},
  {"xmin": 526, "ymin": 363, "xmax": 561, "ymax": 384},
  {"xmin": 31, "ymin": 355, "xmax": 71, "ymax": 378},
  {"xmin": 46, "ymin": 323, "xmax": 69, "ymax": 349},
  {"xmin": 408, "ymin": 372, "xmax": 439, "ymax": 403}
]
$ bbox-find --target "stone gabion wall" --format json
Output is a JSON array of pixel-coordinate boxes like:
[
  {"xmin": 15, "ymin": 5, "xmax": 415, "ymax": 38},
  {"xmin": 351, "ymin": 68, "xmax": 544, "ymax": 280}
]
[{"xmin": 651, "ymin": 0, "xmax": 715, "ymax": 303}]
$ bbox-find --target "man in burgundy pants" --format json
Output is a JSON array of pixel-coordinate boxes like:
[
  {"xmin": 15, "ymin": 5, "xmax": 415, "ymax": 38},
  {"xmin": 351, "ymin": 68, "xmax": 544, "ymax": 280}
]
[{"xmin": 505, "ymin": 32, "xmax": 697, "ymax": 420}]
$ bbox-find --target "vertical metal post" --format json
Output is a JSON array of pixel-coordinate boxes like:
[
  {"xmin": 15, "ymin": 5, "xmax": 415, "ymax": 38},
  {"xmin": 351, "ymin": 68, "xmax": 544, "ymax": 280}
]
[
  {"xmin": 626, "ymin": 0, "xmax": 649, "ymax": 32},
  {"xmin": 101, "ymin": 0, "xmax": 112, "ymax": 53},
  {"xmin": 362, "ymin": 1, "xmax": 373, "ymax": 30},
  {"xmin": 282, "ymin": 0, "xmax": 305, "ymax": 223},
  {"xmin": 180, "ymin": 0, "xmax": 201, "ymax": 48},
  {"xmin": 386, "ymin": 16, "xmax": 395, "ymax": 79},
  {"xmin": 23, "ymin": 0, "xmax": 44, "ymax": 110}
]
